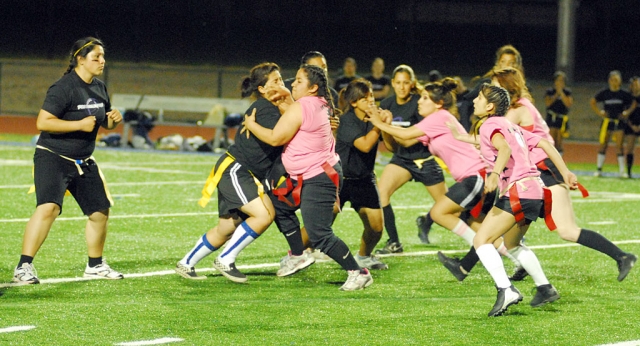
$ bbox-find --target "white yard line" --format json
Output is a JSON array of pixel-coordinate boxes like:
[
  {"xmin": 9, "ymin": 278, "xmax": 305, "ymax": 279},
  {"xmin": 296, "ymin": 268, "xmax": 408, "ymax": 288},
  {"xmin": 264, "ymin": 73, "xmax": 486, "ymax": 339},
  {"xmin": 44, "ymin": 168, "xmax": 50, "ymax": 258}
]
[
  {"xmin": 0, "ymin": 325, "xmax": 36, "ymax": 333},
  {"xmin": 114, "ymin": 337, "xmax": 184, "ymax": 345},
  {"xmin": 596, "ymin": 341, "xmax": 640, "ymax": 346},
  {"xmin": 0, "ymin": 181, "xmax": 203, "ymax": 190},
  {"xmin": 2, "ymin": 240, "xmax": 639, "ymax": 289}
]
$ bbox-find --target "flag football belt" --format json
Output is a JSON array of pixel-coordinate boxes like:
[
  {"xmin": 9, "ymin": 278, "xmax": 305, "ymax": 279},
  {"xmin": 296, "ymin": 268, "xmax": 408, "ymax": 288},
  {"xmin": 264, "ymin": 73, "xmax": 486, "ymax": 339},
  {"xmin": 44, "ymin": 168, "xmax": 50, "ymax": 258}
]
[
  {"xmin": 198, "ymin": 153, "xmax": 264, "ymax": 208},
  {"xmin": 413, "ymin": 156, "xmax": 435, "ymax": 170},
  {"xmin": 272, "ymin": 162, "xmax": 340, "ymax": 209},
  {"xmin": 599, "ymin": 118, "xmax": 619, "ymax": 144},
  {"xmin": 548, "ymin": 110, "xmax": 570, "ymax": 137},
  {"xmin": 469, "ymin": 170, "xmax": 486, "ymax": 219},
  {"xmin": 501, "ymin": 177, "xmax": 556, "ymax": 231},
  {"xmin": 535, "ymin": 160, "xmax": 589, "ymax": 198}
]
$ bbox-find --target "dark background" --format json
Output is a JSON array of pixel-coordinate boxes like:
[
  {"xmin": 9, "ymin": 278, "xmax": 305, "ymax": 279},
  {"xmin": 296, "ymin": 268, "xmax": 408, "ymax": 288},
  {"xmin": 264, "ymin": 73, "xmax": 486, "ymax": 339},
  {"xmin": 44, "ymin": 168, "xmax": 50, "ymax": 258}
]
[{"xmin": 1, "ymin": 0, "xmax": 639, "ymax": 81}]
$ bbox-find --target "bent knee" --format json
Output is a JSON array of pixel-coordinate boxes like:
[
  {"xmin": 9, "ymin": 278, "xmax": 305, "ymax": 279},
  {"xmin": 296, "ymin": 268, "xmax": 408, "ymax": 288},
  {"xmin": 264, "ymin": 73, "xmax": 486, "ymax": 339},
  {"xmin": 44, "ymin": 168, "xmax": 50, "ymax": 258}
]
[{"xmin": 555, "ymin": 226, "xmax": 580, "ymax": 242}]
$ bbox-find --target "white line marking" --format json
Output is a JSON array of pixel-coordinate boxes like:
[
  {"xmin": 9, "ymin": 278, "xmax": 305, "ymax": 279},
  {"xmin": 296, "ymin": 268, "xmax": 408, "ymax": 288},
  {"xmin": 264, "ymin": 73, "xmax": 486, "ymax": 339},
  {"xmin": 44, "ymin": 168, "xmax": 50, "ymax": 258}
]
[
  {"xmin": 588, "ymin": 221, "xmax": 617, "ymax": 225},
  {"xmin": 0, "ymin": 325, "xmax": 36, "ymax": 333},
  {"xmin": 114, "ymin": 337, "xmax": 184, "ymax": 345},
  {"xmin": 597, "ymin": 340, "xmax": 640, "ymax": 346},
  {"xmin": 1, "ymin": 240, "xmax": 638, "ymax": 289},
  {"xmin": 0, "ymin": 181, "xmax": 203, "ymax": 190},
  {"xmin": 0, "ymin": 211, "xmax": 220, "ymax": 223}
]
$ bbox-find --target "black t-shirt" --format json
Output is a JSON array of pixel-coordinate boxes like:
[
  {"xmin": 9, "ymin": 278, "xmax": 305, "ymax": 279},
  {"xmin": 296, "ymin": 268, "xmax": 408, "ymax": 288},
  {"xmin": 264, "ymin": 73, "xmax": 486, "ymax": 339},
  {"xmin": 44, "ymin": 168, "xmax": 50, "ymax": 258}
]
[
  {"xmin": 284, "ymin": 77, "xmax": 339, "ymax": 108},
  {"xmin": 379, "ymin": 94, "xmax": 432, "ymax": 160},
  {"xmin": 545, "ymin": 87, "xmax": 572, "ymax": 115},
  {"xmin": 336, "ymin": 110, "xmax": 378, "ymax": 178},
  {"xmin": 628, "ymin": 94, "xmax": 640, "ymax": 126},
  {"xmin": 37, "ymin": 70, "xmax": 111, "ymax": 159},
  {"xmin": 594, "ymin": 88, "xmax": 634, "ymax": 120},
  {"xmin": 334, "ymin": 75, "xmax": 361, "ymax": 92},
  {"xmin": 365, "ymin": 74, "xmax": 391, "ymax": 101},
  {"xmin": 227, "ymin": 97, "xmax": 282, "ymax": 180}
]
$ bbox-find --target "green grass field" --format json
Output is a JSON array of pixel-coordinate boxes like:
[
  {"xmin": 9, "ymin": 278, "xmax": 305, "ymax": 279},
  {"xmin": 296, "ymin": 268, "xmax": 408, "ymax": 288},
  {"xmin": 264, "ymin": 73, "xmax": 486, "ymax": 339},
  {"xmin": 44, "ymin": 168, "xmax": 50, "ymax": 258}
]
[{"xmin": 1, "ymin": 139, "xmax": 639, "ymax": 345}]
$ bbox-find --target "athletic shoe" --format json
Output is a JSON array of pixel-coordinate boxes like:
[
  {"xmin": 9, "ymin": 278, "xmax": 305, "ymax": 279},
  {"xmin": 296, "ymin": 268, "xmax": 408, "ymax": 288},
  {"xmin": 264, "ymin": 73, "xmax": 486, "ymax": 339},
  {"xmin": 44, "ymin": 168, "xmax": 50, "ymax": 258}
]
[
  {"xmin": 13, "ymin": 262, "xmax": 40, "ymax": 285},
  {"xmin": 622, "ymin": 172, "xmax": 630, "ymax": 179},
  {"xmin": 277, "ymin": 250, "xmax": 316, "ymax": 277},
  {"xmin": 488, "ymin": 285, "xmax": 523, "ymax": 317},
  {"xmin": 355, "ymin": 254, "xmax": 388, "ymax": 270},
  {"xmin": 530, "ymin": 284, "xmax": 560, "ymax": 307},
  {"xmin": 374, "ymin": 241, "xmax": 403, "ymax": 254},
  {"xmin": 340, "ymin": 268, "xmax": 373, "ymax": 291},
  {"xmin": 509, "ymin": 266, "xmax": 529, "ymax": 281},
  {"xmin": 83, "ymin": 260, "xmax": 124, "ymax": 280},
  {"xmin": 437, "ymin": 251, "xmax": 468, "ymax": 282},
  {"xmin": 175, "ymin": 262, "xmax": 207, "ymax": 280},
  {"xmin": 594, "ymin": 170, "xmax": 601, "ymax": 177},
  {"xmin": 309, "ymin": 248, "xmax": 331, "ymax": 261},
  {"xmin": 416, "ymin": 215, "xmax": 433, "ymax": 244},
  {"xmin": 617, "ymin": 253, "xmax": 637, "ymax": 282},
  {"xmin": 213, "ymin": 258, "xmax": 247, "ymax": 283}
]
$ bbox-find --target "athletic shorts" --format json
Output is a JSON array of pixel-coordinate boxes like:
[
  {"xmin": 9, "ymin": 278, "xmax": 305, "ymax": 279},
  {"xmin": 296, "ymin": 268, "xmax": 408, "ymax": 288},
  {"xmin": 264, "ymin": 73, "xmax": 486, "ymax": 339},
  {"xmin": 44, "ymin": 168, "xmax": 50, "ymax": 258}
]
[
  {"xmin": 388, "ymin": 155, "xmax": 445, "ymax": 186},
  {"xmin": 339, "ymin": 174, "xmax": 381, "ymax": 211},
  {"xmin": 545, "ymin": 112, "xmax": 566, "ymax": 129},
  {"xmin": 494, "ymin": 197, "xmax": 542, "ymax": 224},
  {"xmin": 215, "ymin": 155, "xmax": 262, "ymax": 217},
  {"xmin": 623, "ymin": 121, "xmax": 640, "ymax": 135},
  {"xmin": 34, "ymin": 148, "xmax": 111, "ymax": 215},
  {"xmin": 601, "ymin": 118, "xmax": 624, "ymax": 132},
  {"xmin": 446, "ymin": 174, "xmax": 495, "ymax": 215},
  {"xmin": 536, "ymin": 158, "xmax": 564, "ymax": 188}
]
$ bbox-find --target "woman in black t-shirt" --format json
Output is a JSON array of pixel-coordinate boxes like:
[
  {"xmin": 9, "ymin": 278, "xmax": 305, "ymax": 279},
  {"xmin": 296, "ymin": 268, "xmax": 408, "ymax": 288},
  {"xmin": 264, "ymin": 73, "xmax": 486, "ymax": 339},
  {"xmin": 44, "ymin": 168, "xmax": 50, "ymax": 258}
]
[
  {"xmin": 13, "ymin": 37, "xmax": 124, "ymax": 285},
  {"xmin": 544, "ymin": 71, "xmax": 573, "ymax": 155},
  {"xmin": 624, "ymin": 76, "xmax": 640, "ymax": 177}
]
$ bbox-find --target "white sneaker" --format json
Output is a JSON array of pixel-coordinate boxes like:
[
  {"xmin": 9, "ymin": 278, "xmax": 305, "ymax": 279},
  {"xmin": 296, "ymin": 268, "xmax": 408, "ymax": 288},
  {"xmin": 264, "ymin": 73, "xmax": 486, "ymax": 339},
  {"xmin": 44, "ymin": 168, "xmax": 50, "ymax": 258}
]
[
  {"xmin": 622, "ymin": 172, "xmax": 630, "ymax": 178},
  {"xmin": 355, "ymin": 254, "xmax": 389, "ymax": 270},
  {"xmin": 340, "ymin": 268, "xmax": 373, "ymax": 291},
  {"xmin": 594, "ymin": 170, "xmax": 602, "ymax": 177},
  {"xmin": 83, "ymin": 260, "xmax": 124, "ymax": 280},
  {"xmin": 277, "ymin": 250, "xmax": 315, "ymax": 277},
  {"xmin": 13, "ymin": 263, "xmax": 40, "ymax": 285},
  {"xmin": 310, "ymin": 248, "xmax": 331, "ymax": 261},
  {"xmin": 175, "ymin": 262, "xmax": 207, "ymax": 280}
]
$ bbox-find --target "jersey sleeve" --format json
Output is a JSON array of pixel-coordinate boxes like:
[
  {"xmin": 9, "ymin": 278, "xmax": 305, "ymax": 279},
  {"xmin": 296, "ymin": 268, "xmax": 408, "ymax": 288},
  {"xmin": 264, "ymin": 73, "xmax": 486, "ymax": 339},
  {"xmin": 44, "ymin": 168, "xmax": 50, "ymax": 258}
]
[
  {"xmin": 337, "ymin": 113, "xmax": 367, "ymax": 146},
  {"xmin": 41, "ymin": 83, "xmax": 71, "ymax": 118},
  {"xmin": 522, "ymin": 128, "xmax": 543, "ymax": 150}
]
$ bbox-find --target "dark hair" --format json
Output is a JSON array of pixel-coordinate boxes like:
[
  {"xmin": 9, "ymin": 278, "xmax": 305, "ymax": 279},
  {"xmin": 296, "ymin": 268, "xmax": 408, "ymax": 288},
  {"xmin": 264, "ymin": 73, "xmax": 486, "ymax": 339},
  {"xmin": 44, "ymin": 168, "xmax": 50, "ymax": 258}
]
[
  {"xmin": 482, "ymin": 44, "xmax": 525, "ymax": 79},
  {"xmin": 240, "ymin": 62, "xmax": 280, "ymax": 98},
  {"xmin": 391, "ymin": 64, "xmax": 421, "ymax": 94},
  {"xmin": 300, "ymin": 64, "xmax": 338, "ymax": 117},
  {"xmin": 423, "ymin": 77, "xmax": 459, "ymax": 118},
  {"xmin": 344, "ymin": 57, "xmax": 357, "ymax": 67},
  {"xmin": 490, "ymin": 67, "xmax": 533, "ymax": 107},
  {"xmin": 338, "ymin": 78, "xmax": 373, "ymax": 113},
  {"xmin": 65, "ymin": 37, "xmax": 104, "ymax": 75},
  {"xmin": 301, "ymin": 51, "xmax": 325, "ymax": 65},
  {"xmin": 480, "ymin": 83, "xmax": 511, "ymax": 117},
  {"xmin": 428, "ymin": 70, "xmax": 443, "ymax": 82}
]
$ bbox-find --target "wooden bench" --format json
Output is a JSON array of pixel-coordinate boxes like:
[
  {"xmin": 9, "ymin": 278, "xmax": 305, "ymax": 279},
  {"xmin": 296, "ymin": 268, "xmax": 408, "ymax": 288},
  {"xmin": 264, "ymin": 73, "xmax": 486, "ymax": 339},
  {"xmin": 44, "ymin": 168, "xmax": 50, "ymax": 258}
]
[{"xmin": 111, "ymin": 94, "xmax": 251, "ymax": 149}]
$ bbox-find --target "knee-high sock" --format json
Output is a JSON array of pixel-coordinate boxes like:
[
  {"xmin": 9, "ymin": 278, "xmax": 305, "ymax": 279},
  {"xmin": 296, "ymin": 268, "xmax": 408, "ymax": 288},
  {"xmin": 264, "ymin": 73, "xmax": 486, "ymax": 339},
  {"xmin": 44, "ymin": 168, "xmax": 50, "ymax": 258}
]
[
  {"xmin": 382, "ymin": 204, "xmax": 399, "ymax": 243},
  {"xmin": 627, "ymin": 154, "xmax": 634, "ymax": 176},
  {"xmin": 509, "ymin": 245, "xmax": 549, "ymax": 286},
  {"xmin": 460, "ymin": 246, "xmax": 479, "ymax": 273},
  {"xmin": 497, "ymin": 243, "xmax": 522, "ymax": 267},
  {"xmin": 577, "ymin": 229, "xmax": 625, "ymax": 261},
  {"xmin": 283, "ymin": 227, "xmax": 305, "ymax": 256},
  {"xmin": 476, "ymin": 244, "xmax": 511, "ymax": 288},
  {"xmin": 323, "ymin": 238, "xmax": 360, "ymax": 271},
  {"xmin": 452, "ymin": 219, "xmax": 476, "ymax": 246},
  {"xmin": 180, "ymin": 233, "xmax": 217, "ymax": 267},
  {"xmin": 217, "ymin": 222, "xmax": 260, "ymax": 265},
  {"xmin": 597, "ymin": 153, "xmax": 606, "ymax": 170},
  {"xmin": 618, "ymin": 155, "xmax": 625, "ymax": 174}
]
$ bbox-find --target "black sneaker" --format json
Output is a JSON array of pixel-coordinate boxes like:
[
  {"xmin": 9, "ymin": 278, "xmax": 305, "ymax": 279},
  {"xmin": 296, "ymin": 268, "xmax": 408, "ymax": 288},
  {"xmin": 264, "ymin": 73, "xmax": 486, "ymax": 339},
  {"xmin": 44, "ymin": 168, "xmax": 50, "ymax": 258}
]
[
  {"xmin": 437, "ymin": 251, "xmax": 468, "ymax": 282},
  {"xmin": 530, "ymin": 284, "xmax": 560, "ymax": 307},
  {"xmin": 617, "ymin": 253, "xmax": 637, "ymax": 282},
  {"xmin": 374, "ymin": 241, "xmax": 403, "ymax": 254},
  {"xmin": 416, "ymin": 215, "xmax": 433, "ymax": 244},
  {"xmin": 213, "ymin": 258, "xmax": 247, "ymax": 283},
  {"xmin": 509, "ymin": 266, "xmax": 529, "ymax": 281},
  {"xmin": 488, "ymin": 285, "xmax": 523, "ymax": 317}
]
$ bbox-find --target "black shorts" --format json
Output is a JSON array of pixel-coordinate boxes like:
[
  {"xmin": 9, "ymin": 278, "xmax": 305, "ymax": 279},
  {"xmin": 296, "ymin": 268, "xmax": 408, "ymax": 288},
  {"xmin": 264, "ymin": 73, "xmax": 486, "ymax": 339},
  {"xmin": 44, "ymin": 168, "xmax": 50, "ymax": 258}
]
[
  {"xmin": 388, "ymin": 155, "xmax": 445, "ymax": 186},
  {"xmin": 34, "ymin": 148, "xmax": 112, "ymax": 215},
  {"xmin": 339, "ymin": 174, "xmax": 381, "ymax": 211},
  {"xmin": 215, "ymin": 155, "xmax": 262, "ymax": 217},
  {"xmin": 545, "ymin": 112, "xmax": 566, "ymax": 129},
  {"xmin": 623, "ymin": 122, "xmax": 640, "ymax": 135},
  {"xmin": 601, "ymin": 118, "xmax": 624, "ymax": 132},
  {"xmin": 445, "ymin": 174, "xmax": 495, "ymax": 215},
  {"xmin": 536, "ymin": 158, "xmax": 564, "ymax": 188},
  {"xmin": 494, "ymin": 197, "xmax": 542, "ymax": 223}
]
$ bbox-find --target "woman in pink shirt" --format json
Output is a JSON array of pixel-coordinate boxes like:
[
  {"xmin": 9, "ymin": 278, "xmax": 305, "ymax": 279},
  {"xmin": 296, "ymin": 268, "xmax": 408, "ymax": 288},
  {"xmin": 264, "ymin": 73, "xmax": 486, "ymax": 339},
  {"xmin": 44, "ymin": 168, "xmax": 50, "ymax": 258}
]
[{"xmin": 244, "ymin": 64, "xmax": 373, "ymax": 291}]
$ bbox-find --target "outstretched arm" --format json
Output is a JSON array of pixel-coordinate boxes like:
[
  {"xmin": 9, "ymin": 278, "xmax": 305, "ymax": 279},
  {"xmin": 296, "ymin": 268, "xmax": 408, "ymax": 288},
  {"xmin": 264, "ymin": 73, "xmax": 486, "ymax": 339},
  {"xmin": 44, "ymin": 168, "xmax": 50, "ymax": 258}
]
[
  {"xmin": 242, "ymin": 102, "xmax": 302, "ymax": 146},
  {"xmin": 537, "ymin": 138, "xmax": 578, "ymax": 188}
]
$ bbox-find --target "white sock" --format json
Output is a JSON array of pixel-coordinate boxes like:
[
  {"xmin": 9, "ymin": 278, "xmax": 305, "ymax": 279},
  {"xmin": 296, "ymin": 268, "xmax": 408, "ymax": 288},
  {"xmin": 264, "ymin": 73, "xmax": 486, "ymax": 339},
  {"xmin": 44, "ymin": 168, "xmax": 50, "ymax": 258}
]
[
  {"xmin": 509, "ymin": 245, "xmax": 549, "ymax": 286},
  {"xmin": 497, "ymin": 243, "xmax": 521, "ymax": 267},
  {"xmin": 476, "ymin": 244, "xmax": 511, "ymax": 288},
  {"xmin": 217, "ymin": 222, "xmax": 260, "ymax": 265},
  {"xmin": 618, "ymin": 155, "xmax": 625, "ymax": 174},
  {"xmin": 180, "ymin": 233, "xmax": 216, "ymax": 267},
  {"xmin": 452, "ymin": 219, "xmax": 476, "ymax": 246},
  {"xmin": 597, "ymin": 153, "xmax": 605, "ymax": 170}
]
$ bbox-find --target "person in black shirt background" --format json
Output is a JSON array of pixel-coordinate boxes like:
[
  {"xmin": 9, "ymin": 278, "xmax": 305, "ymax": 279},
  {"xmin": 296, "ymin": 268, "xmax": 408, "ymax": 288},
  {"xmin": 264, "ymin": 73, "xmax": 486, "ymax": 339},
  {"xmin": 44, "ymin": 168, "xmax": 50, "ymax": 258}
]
[
  {"xmin": 624, "ymin": 76, "xmax": 640, "ymax": 177},
  {"xmin": 334, "ymin": 57, "xmax": 361, "ymax": 92},
  {"xmin": 365, "ymin": 57, "xmax": 391, "ymax": 103},
  {"xmin": 544, "ymin": 71, "xmax": 573, "ymax": 156},
  {"xmin": 590, "ymin": 70, "xmax": 637, "ymax": 177},
  {"xmin": 13, "ymin": 37, "xmax": 124, "ymax": 285},
  {"xmin": 284, "ymin": 51, "xmax": 339, "ymax": 106}
]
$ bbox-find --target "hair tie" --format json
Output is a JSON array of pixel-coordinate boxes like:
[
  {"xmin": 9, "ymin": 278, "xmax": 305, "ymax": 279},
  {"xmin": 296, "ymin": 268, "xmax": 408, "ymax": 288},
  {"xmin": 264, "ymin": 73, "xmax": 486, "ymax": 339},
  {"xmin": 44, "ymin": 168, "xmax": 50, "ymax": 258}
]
[{"xmin": 73, "ymin": 41, "xmax": 94, "ymax": 57}]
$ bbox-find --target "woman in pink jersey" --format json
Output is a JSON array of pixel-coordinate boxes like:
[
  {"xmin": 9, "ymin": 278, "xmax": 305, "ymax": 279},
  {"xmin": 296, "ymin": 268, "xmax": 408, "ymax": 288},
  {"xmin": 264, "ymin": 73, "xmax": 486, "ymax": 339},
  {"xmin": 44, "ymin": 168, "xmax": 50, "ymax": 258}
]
[
  {"xmin": 451, "ymin": 83, "xmax": 577, "ymax": 317},
  {"xmin": 243, "ymin": 64, "xmax": 373, "ymax": 291},
  {"xmin": 492, "ymin": 67, "xmax": 637, "ymax": 282}
]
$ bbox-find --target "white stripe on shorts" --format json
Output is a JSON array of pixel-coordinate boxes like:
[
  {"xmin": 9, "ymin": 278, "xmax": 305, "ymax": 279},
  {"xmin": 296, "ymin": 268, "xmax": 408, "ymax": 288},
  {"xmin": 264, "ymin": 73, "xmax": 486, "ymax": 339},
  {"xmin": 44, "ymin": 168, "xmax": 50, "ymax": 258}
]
[
  {"xmin": 230, "ymin": 163, "xmax": 249, "ymax": 205},
  {"xmin": 460, "ymin": 173, "xmax": 483, "ymax": 208}
]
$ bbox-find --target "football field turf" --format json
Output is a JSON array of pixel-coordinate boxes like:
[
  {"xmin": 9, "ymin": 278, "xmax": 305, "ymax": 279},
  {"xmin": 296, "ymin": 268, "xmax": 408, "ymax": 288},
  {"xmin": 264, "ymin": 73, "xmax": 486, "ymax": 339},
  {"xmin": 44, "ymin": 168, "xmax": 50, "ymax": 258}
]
[{"xmin": 1, "ymin": 141, "xmax": 639, "ymax": 345}]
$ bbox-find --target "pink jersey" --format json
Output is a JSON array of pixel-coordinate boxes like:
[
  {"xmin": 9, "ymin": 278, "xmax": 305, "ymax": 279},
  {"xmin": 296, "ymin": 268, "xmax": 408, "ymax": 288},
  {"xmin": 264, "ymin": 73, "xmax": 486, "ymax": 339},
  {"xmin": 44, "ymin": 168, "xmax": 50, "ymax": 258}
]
[
  {"xmin": 479, "ymin": 116, "xmax": 542, "ymax": 198},
  {"xmin": 282, "ymin": 96, "xmax": 340, "ymax": 179},
  {"xmin": 510, "ymin": 97, "xmax": 554, "ymax": 165},
  {"xmin": 413, "ymin": 109, "xmax": 486, "ymax": 181}
]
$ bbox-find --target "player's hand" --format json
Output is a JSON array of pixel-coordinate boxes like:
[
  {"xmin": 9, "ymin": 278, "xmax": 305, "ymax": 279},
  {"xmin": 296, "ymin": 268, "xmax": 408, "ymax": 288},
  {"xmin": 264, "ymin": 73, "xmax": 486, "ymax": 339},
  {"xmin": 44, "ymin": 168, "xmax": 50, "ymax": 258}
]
[
  {"xmin": 79, "ymin": 116, "xmax": 96, "ymax": 132},
  {"xmin": 240, "ymin": 108, "xmax": 257, "ymax": 139},
  {"xmin": 484, "ymin": 172, "xmax": 499, "ymax": 194},
  {"xmin": 106, "ymin": 109, "xmax": 122, "ymax": 123},
  {"xmin": 564, "ymin": 171, "xmax": 579, "ymax": 190}
]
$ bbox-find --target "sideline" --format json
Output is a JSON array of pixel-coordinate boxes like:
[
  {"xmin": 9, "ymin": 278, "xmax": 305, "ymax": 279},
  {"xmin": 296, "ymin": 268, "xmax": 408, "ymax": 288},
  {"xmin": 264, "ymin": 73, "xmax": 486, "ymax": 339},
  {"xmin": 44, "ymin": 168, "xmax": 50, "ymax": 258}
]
[
  {"xmin": 114, "ymin": 337, "xmax": 184, "ymax": 345},
  {"xmin": 0, "ymin": 325, "xmax": 36, "ymax": 333}
]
